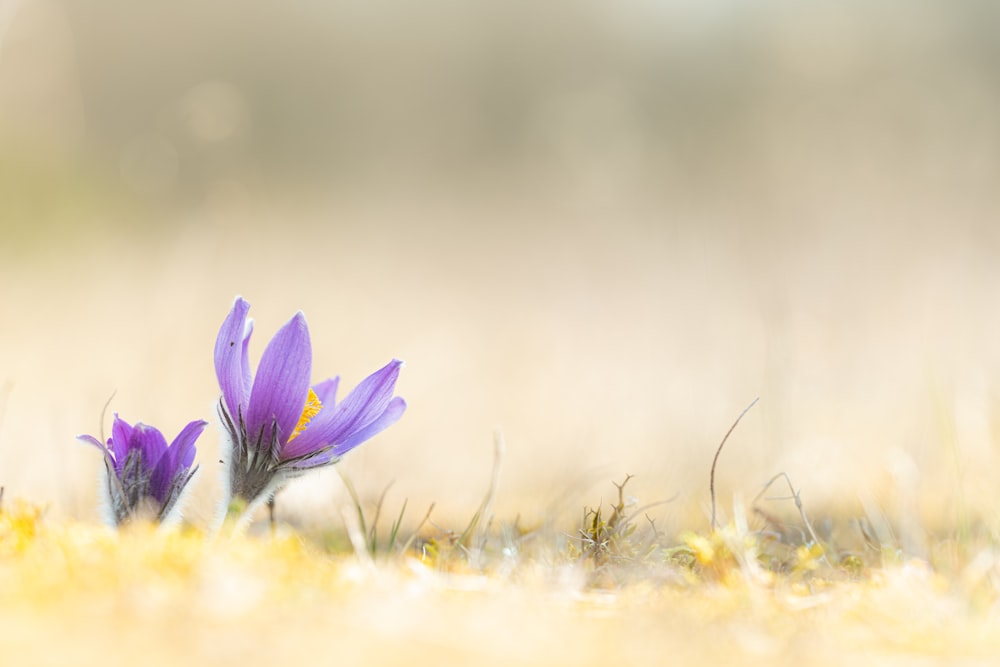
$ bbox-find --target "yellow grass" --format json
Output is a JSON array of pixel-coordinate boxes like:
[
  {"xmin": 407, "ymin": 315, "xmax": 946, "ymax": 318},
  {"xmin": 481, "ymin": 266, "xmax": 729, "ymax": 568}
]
[{"xmin": 3, "ymin": 498, "xmax": 1000, "ymax": 666}]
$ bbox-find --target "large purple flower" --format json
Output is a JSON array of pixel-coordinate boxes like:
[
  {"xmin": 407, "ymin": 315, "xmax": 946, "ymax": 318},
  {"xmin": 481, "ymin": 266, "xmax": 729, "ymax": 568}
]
[
  {"xmin": 215, "ymin": 297, "xmax": 406, "ymax": 510},
  {"xmin": 78, "ymin": 415, "xmax": 206, "ymax": 526}
]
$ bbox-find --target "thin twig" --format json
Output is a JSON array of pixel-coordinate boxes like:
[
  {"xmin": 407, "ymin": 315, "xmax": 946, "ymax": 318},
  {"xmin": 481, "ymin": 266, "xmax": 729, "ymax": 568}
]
[
  {"xmin": 338, "ymin": 473, "xmax": 369, "ymax": 550},
  {"xmin": 399, "ymin": 502, "xmax": 435, "ymax": 555},
  {"xmin": 368, "ymin": 481, "xmax": 395, "ymax": 556},
  {"xmin": 621, "ymin": 495, "xmax": 679, "ymax": 531},
  {"xmin": 99, "ymin": 390, "xmax": 116, "ymax": 444},
  {"xmin": 89, "ymin": 391, "xmax": 131, "ymax": 520},
  {"xmin": 710, "ymin": 397, "xmax": 759, "ymax": 531},
  {"xmin": 387, "ymin": 498, "xmax": 408, "ymax": 552},
  {"xmin": 340, "ymin": 505, "xmax": 376, "ymax": 573},
  {"xmin": 753, "ymin": 471, "xmax": 831, "ymax": 566},
  {"xmin": 459, "ymin": 429, "xmax": 505, "ymax": 550}
]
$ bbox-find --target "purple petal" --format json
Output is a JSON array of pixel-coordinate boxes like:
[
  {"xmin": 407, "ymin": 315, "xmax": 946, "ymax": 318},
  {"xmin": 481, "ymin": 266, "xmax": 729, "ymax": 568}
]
[
  {"xmin": 148, "ymin": 455, "xmax": 177, "ymax": 504},
  {"xmin": 282, "ymin": 359, "xmax": 402, "ymax": 459},
  {"xmin": 169, "ymin": 419, "xmax": 208, "ymax": 469},
  {"xmin": 324, "ymin": 359, "xmax": 402, "ymax": 441},
  {"xmin": 76, "ymin": 434, "xmax": 105, "ymax": 451},
  {"xmin": 312, "ymin": 377, "xmax": 340, "ymax": 407},
  {"xmin": 245, "ymin": 312, "xmax": 312, "ymax": 447},
  {"xmin": 285, "ymin": 448, "xmax": 338, "ymax": 469},
  {"xmin": 77, "ymin": 432, "xmax": 122, "ymax": 474},
  {"xmin": 132, "ymin": 423, "xmax": 169, "ymax": 473},
  {"xmin": 289, "ymin": 398, "xmax": 405, "ymax": 470},
  {"xmin": 214, "ymin": 297, "xmax": 253, "ymax": 421},
  {"xmin": 332, "ymin": 396, "xmax": 407, "ymax": 457},
  {"xmin": 111, "ymin": 414, "xmax": 133, "ymax": 473},
  {"xmin": 149, "ymin": 420, "xmax": 206, "ymax": 503}
]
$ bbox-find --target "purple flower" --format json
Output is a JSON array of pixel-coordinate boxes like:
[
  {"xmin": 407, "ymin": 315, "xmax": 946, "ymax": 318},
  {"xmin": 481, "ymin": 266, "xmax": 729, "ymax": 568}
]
[
  {"xmin": 78, "ymin": 415, "xmax": 206, "ymax": 526},
  {"xmin": 214, "ymin": 297, "xmax": 406, "ymax": 510}
]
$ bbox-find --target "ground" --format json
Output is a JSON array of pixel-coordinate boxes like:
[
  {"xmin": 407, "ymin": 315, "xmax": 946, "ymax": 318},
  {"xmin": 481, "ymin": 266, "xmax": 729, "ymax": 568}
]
[{"xmin": 3, "ymin": 495, "xmax": 1000, "ymax": 666}]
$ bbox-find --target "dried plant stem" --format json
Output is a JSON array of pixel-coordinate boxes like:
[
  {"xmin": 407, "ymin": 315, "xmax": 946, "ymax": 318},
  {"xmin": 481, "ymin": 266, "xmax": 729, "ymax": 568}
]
[
  {"xmin": 710, "ymin": 397, "xmax": 759, "ymax": 532},
  {"xmin": 387, "ymin": 498, "xmax": 408, "ymax": 552},
  {"xmin": 338, "ymin": 473, "xmax": 368, "ymax": 546},
  {"xmin": 459, "ymin": 429, "xmax": 505, "ymax": 567},
  {"xmin": 481, "ymin": 429, "xmax": 505, "ymax": 528},
  {"xmin": 753, "ymin": 471, "xmax": 831, "ymax": 567},
  {"xmin": 399, "ymin": 502, "xmax": 436, "ymax": 555},
  {"xmin": 622, "ymin": 495, "xmax": 679, "ymax": 530},
  {"xmin": 90, "ymin": 390, "xmax": 131, "ymax": 521},
  {"xmin": 368, "ymin": 481, "xmax": 395, "ymax": 556},
  {"xmin": 340, "ymin": 504, "xmax": 376, "ymax": 573}
]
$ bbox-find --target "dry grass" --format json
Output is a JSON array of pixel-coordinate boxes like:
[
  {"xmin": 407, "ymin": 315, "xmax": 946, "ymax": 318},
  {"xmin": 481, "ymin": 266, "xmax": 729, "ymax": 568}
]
[
  {"xmin": 4, "ymin": 472, "xmax": 1000, "ymax": 667},
  {"xmin": 3, "ymin": 199, "xmax": 1000, "ymax": 664}
]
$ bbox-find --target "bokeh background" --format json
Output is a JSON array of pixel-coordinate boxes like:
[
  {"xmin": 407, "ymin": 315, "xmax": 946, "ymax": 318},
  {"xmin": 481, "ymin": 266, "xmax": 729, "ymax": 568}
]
[{"xmin": 2, "ymin": 0, "xmax": 1000, "ymax": 535}]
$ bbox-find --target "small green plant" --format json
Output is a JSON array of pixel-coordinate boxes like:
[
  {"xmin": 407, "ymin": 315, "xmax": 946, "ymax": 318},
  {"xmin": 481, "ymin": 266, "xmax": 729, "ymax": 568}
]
[{"xmin": 574, "ymin": 474, "xmax": 639, "ymax": 567}]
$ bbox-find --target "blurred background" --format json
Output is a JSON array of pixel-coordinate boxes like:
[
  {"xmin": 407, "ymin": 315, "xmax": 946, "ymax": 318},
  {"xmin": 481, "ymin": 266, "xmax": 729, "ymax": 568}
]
[{"xmin": 2, "ymin": 0, "xmax": 1000, "ymax": 535}]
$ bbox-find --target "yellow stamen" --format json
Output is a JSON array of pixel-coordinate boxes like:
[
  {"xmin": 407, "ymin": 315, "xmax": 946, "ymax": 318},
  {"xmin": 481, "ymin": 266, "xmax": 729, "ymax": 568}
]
[{"xmin": 289, "ymin": 388, "xmax": 323, "ymax": 441}]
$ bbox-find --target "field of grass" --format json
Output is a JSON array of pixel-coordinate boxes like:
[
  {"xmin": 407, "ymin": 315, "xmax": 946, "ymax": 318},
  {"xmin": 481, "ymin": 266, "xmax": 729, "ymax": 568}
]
[
  {"xmin": 5, "ymin": 2, "xmax": 1000, "ymax": 664},
  {"xmin": 4, "ymin": 189, "xmax": 1000, "ymax": 665},
  {"xmin": 4, "ymin": 403, "xmax": 1000, "ymax": 665},
  {"xmin": 4, "ymin": 471, "xmax": 1000, "ymax": 666},
  {"xmin": 3, "ymin": 197, "xmax": 1000, "ymax": 666}
]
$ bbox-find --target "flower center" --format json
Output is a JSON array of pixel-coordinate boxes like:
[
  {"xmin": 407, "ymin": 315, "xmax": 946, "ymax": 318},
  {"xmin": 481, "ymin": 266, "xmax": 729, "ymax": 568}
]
[{"xmin": 289, "ymin": 388, "xmax": 323, "ymax": 441}]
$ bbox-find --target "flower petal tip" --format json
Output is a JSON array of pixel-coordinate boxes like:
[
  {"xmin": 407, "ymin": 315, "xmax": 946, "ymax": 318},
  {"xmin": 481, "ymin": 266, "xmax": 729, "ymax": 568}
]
[{"xmin": 76, "ymin": 434, "xmax": 103, "ymax": 448}]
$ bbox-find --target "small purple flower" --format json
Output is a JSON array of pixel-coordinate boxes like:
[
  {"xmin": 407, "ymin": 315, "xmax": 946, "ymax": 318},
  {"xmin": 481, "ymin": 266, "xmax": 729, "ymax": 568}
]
[
  {"xmin": 215, "ymin": 297, "xmax": 406, "ymax": 512},
  {"xmin": 78, "ymin": 415, "xmax": 206, "ymax": 526}
]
